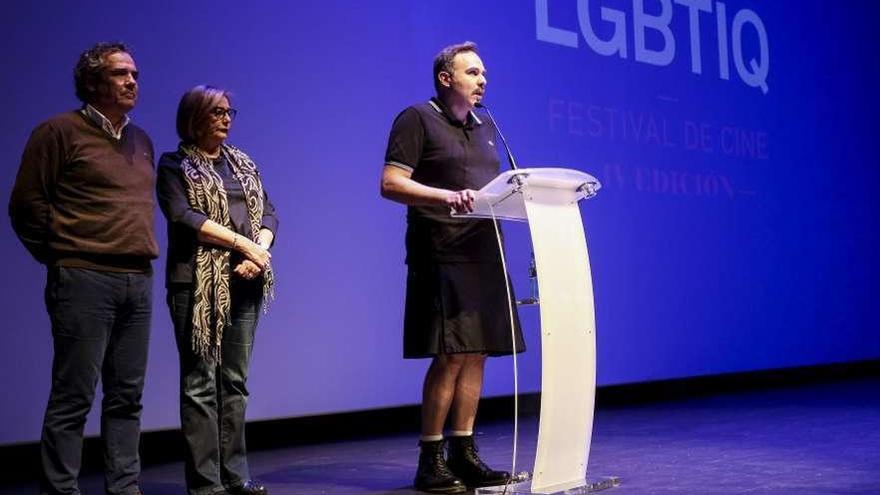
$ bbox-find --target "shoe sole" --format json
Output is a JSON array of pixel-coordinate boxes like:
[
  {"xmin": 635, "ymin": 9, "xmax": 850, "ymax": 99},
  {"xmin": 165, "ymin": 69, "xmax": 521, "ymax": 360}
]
[
  {"xmin": 414, "ymin": 485, "xmax": 467, "ymax": 494},
  {"xmin": 465, "ymin": 478, "xmax": 512, "ymax": 488}
]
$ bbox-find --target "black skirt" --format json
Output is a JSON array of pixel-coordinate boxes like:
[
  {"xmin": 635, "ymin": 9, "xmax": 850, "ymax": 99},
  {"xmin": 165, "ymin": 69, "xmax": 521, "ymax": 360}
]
[{"xmin": 403, "ymin": 262, "xmax": 526, "ymax": 358}]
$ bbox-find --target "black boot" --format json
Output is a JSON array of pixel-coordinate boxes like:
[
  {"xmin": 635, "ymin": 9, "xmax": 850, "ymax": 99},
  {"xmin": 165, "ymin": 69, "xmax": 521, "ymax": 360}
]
[
  {"xmin": 446, "ymin": 435, "xmax": 510, "ymax": 488},
  {"xmin": 414, "ymin": 439, "xmax": 466, "ymax": 494}
]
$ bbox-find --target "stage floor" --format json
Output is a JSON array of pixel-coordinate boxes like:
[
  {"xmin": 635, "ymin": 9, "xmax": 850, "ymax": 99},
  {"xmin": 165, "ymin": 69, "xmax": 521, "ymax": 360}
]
[{"xmin": 3, "ymin": 376, "xmax": 878, "ymax": 494}]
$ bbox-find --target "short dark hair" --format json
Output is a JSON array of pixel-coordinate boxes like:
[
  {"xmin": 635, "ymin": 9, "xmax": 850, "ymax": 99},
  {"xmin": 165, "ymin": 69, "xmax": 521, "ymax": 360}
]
[
  {"xmin": 74, "ymin": 42, "xmax": 130, "ymax": 104},
  {"xmin": 176, "ymin": 85, "xmax": 232, "ymax": 144},
  {"xmin": 433, "ymin": 41, "xmax": 478, "ymax": 91}
]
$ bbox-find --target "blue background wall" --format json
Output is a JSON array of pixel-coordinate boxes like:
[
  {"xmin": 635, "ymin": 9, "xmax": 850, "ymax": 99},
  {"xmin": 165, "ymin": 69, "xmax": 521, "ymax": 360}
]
[{"xmin": 1, "ymin": 0, "xmax": 878, "ymax": 445}]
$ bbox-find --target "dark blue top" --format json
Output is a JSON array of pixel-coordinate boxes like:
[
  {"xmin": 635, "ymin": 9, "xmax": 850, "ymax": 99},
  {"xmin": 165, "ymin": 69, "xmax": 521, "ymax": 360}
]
[{"xmin": 156, "ymin": 150, "xmax": 279, "ymax": 286}]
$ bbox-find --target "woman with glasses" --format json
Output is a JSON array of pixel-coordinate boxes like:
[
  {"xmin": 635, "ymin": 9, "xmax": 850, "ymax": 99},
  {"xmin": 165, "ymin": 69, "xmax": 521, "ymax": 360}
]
[{"xmin": 157, "ymin": 85, "xmax": 278, "ymax": 495}]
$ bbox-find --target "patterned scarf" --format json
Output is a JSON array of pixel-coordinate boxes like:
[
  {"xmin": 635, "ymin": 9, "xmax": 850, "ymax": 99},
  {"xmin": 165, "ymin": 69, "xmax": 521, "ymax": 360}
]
[{"xmin": 179, "ymin": 142, "xmax": 275, "ymax": 360}]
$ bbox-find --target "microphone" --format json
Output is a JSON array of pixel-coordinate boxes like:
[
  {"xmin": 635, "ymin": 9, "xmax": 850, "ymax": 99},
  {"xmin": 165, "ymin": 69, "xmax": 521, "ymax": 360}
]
[{"xmin": 475, "ymin": 102, "xmax": 518, "ymax": 170}]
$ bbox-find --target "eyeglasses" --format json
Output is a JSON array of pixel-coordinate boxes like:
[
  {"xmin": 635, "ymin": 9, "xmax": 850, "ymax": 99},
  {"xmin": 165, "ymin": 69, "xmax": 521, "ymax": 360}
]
[{"xmin": 209, "ymin": 107, "xmax": 238, "ymax": 120}]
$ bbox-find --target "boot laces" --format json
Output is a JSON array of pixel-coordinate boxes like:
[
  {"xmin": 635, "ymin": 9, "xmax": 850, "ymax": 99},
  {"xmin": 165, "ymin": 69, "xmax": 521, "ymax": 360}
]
[
  {"xmin": 455, "ymin": 438, "xmax": 492, "ymax": 471},
  {"xmin": 433, "ymin": 448, "xmax": 457, "ymax": 476},
  {"xmin": 421, "ymin": 442, "xmax": 456, "ymax": 477}
]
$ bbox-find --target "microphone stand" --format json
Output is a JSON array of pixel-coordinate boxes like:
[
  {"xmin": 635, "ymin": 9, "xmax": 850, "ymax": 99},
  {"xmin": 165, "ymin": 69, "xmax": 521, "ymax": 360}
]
[{"xmin": 476, "ymin": 102, "xmax": 518, "ymax": 170}]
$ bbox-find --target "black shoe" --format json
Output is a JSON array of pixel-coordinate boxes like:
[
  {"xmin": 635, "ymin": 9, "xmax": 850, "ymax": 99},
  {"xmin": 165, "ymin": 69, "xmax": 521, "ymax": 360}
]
[
  {"xmin": 414, "ymin": 439, "xmax": 466, "ymax": 494},
  {"xmin": 447, "ymin": 435, "xmax": 510, "ymax": 488},
  {"xmin": 227, "ymin": 480, "xmax": 268, "ymax": 495}
]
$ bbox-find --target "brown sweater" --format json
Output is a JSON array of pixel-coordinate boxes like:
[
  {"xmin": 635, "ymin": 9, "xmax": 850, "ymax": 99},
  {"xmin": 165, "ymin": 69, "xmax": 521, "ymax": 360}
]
[{"xmin": 9, "ymin": 111, "xmax": 159, "ymax": 272}]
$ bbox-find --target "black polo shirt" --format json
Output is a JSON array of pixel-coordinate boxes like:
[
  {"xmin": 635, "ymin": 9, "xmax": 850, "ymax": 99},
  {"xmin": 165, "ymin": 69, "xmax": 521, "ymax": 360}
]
[{"xmin": 385, "ymin": 97, "xmax": 503, "ymax": 264}]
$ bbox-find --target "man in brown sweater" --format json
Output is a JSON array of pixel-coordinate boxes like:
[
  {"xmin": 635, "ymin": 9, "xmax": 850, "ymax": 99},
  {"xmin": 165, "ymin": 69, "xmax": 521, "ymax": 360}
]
[{"xmin": 9, "ymin": 42, "xmax": 157, "ymax": 495}]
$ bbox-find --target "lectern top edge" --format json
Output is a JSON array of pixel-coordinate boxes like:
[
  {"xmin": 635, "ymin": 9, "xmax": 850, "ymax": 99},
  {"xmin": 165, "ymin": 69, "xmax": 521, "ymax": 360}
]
[
  {"xmin": 453, "ymin": 167, "xmax": 602, "ymax": 221},
  {"xmin": 479, "ymin": 167, "xmax": 602, "ymax": 197}
]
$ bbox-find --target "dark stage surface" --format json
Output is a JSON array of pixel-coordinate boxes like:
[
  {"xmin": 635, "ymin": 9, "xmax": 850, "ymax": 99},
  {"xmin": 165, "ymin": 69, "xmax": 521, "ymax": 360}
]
[{"xmin": 2, "ymin": 376, "xmax": 877, "ymax": 494}]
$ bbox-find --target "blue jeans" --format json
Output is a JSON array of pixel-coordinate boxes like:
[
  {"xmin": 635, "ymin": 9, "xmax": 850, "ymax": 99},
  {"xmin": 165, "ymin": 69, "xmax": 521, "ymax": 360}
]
[
  {"xmin": 167, "ymin": 281, "xmax": 261, "ymax": 495},
  {"xmin": 41, "ymin": 267, "xmax": 152, "ymax": 495}
]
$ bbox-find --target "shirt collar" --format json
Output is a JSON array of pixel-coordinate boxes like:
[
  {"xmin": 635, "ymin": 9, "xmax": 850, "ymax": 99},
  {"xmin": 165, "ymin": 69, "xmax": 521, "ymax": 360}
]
[
  {"xmin": 81, "ymin": 104, "xmax": 130, "ymax": 140},
  {"xmin": 429, "ymin": 97, "xmax": 483, "ymax": 127}
]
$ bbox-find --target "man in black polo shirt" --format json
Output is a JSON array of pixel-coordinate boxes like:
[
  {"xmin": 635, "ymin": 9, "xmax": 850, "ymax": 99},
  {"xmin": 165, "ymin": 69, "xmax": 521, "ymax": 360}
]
[
  {"xmin": 9, "ymin": 42, "xmax": 157, "ymax": 495},
  {"xmin": 381, "ymin": 41, "xmax": 525, "ymax": 494}
]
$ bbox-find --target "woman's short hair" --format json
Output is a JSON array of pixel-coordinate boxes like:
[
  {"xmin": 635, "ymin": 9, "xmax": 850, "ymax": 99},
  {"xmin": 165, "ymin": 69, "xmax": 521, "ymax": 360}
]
[{"xmin": 176, "ymin": 85, "xmax": 232, "ymax": 143}]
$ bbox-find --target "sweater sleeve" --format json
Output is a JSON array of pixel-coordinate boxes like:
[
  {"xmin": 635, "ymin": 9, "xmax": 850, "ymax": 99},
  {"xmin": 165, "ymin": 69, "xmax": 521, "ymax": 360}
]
[{"xmin": 8, "ymin": 122, "xmax": 64, "ymax": 264}]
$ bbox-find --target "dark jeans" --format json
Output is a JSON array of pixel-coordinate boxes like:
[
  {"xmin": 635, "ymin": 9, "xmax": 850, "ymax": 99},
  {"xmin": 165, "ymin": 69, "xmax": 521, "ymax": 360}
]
[
  {"xmin": 41, "ymin": 267, "xmax": 152, "ymax": 495},
  {"xmin": 167, "ymin": 281, "xmax": 261, "ymax": 495}
]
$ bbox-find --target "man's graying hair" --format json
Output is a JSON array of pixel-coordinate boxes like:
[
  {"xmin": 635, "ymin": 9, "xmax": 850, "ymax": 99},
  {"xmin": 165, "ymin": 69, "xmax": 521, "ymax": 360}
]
[
  {"xmin": 433, "ymin": 41, "xmax": 478, "ymax": 91},
  {"xmin": 74, "ymin": 42, "xmax": 130, "ymax": 103}
]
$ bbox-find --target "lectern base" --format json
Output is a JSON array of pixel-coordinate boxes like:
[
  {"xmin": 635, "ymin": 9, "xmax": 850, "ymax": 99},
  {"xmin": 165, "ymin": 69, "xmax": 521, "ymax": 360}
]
[{"xmin": 474, "ymin": 475, "xmax": 620, "ymax": 495}]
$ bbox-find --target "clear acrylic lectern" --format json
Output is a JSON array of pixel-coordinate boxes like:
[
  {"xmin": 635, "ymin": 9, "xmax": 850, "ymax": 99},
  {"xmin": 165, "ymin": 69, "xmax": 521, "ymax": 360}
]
[{"xmin": 457, "ymin": 168, "xmax": 619, "ymax": 494}]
